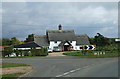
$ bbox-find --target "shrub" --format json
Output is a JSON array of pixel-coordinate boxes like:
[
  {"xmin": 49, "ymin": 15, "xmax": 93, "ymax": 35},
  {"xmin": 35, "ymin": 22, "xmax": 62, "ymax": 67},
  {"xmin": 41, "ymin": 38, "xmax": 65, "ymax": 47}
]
[
  {"xmin": 2, "ymin": 46, "xmax": 13, "ymax": 57},
  {"xmin": 30, "ymin": 48, "xmax": 36, "ymax": 56},
  {"xmin": 86, "ymin": 51, "xmax": 94, "ymax": 55},
  {"xmin": 96, "ymin": 44, "xmax": 118, "ymax": 51},
  {"xmin": 14, "ymin": 49, "xmax": 19, "ymax": 57},
  {"xmin": 40, "ymin": 48, "xmax": 48, "ymax": 56},
  {"xmin": 6, "ymin": 48, "xmax": 48, "ymax": 57},
  {"xmin": 30, "ymin": 48, "xmax": 48, "ymax": 56}
]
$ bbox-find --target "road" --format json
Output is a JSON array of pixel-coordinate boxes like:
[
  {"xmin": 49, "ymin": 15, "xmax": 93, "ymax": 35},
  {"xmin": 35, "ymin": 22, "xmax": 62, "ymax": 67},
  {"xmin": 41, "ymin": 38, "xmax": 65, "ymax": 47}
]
[{"xmin": 2, "ymin": 56, "xmax": 118, "ymax": 77}]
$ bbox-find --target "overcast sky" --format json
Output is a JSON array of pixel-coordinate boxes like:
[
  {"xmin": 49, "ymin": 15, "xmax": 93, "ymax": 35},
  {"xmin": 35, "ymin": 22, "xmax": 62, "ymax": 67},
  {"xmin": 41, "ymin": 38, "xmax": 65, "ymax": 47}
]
[{"xmin": 2, "ymin": 2, "xmax": 118, "ymax": 40}]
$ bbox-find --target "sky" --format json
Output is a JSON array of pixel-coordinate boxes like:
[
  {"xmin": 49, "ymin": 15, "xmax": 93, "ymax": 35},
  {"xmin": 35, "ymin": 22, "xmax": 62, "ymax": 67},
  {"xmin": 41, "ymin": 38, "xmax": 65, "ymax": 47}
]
[{"xmin": 1, "ymin": 2, "xmax": 118, "ymax": 40}]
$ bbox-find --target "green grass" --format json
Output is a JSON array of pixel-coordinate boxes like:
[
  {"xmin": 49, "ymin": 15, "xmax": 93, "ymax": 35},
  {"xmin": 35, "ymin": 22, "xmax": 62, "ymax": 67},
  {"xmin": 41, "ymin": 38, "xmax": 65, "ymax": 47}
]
[
  {"xmin": 63, "ymin": 51, "xmax": 119, "ymax": 58},
  {"xmin": 1, "ymin": 73, "xmax": 23, "ymax": 79},
  {"xmin": 1, "ymin": 63, "xmax": 30, "ymax": 68}
]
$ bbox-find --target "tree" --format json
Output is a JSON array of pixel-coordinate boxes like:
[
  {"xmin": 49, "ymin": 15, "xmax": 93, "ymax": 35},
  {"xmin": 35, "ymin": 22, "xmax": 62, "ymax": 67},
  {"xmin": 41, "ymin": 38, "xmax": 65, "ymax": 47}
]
[
  {"xmin": 93, "ymin": 33, "xmax": 110, "ymax": 46},
  {"xmin": 3, "ymin": 46, "xmax": 13, "ymax": 57},
  {"xmin": 2, "ymin": 37, "xmax": 21, "ymax": 46},
  {"xmin": 24, "ymin": 34, "xmax": 34, "ymax": 43},
  {"xmin": 0, "ymin": 39, "xmax": 2, "ymax": 46},
  {"xmin": 2, "ymin": 38, "xmax": 12, "ymax": 46},
  {"xmin": 11, "ymin": 37, "xmax": 21, "ymax": 45},
  {"xmin": 89, "ymin": 37, "xmax": 94, "ymax": 44},
  {"xmin": 109, "ymin": 38, "xmax": 116, "ymax": 44}
]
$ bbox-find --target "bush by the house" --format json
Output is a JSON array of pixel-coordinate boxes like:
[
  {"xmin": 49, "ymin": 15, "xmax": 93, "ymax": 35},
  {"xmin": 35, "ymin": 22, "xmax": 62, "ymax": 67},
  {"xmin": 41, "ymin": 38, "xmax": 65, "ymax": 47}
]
[
  {"xmin": 2, "ymin": 47, "xmax": 48, "ymax": 57},
  {"xmin": 95, "ymin": 44, "xmax": 118, "ymax": 52},
  {"xmin": 30, "ymin": 48, "xmax": 48, "ymax": 56},
  {"xmin": 40, "ymin": 48, "xmax": 48, "ymax": 56},
  {"xmin": 2, "ymin": 46, "xmax": 13, "ymax": 57},
  {"xmin": 14, "ymin": 48, "xmax": 48, "ymax": 57},
  {"xmin": 14, "ymin": 49, "xmax": 19, "ymax": 57}
]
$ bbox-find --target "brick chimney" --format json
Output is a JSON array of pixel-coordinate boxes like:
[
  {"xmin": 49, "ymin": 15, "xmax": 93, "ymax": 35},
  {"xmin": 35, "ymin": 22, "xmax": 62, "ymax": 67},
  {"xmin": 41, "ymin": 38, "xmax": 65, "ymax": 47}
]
[{"xmin": 58, "ymin": 24, "xmax": 62, "ymax": 30}]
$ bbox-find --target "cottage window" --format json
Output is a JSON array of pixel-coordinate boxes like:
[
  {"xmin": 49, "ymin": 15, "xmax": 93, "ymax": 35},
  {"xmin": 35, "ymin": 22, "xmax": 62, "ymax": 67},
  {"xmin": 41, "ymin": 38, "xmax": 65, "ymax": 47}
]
[
  {"xmin": 80, "ymin": 47, "xmax": 83, "ymax": 49},
  {"xmin": 75, "ymin": 47, "xmax": 77, "ymax": 49},
  {"xmin": 55, "ymin": 41, "xmax": 57, "ymax": 43}
]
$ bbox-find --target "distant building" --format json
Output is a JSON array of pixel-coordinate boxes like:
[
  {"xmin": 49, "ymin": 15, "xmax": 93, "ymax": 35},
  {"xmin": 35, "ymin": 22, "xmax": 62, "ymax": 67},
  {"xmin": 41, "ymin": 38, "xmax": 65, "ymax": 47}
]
[
  {"xmin": 115, "ymin": 39, "xmax": 120, "ymax": 42},
  {"xmin": 14, "ymin": 25, "xmax": 90, "ymax": 51},
  {"xmin": 115, "ymin": 38, "xmax": 120, "ymax": 43}
]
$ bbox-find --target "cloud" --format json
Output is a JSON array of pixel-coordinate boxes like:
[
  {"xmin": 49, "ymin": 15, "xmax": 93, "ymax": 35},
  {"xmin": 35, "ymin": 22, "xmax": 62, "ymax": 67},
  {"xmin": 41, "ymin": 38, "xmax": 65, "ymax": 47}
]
[
  {"xmin": 95, "ymin": 25, "xmax": 118, "ymax": 37},
  {"xmin": 2, "ymin": 0, "xmax": 27, "ymax": 2},
  {"xmin": 2, "ymin": 2, "xmax": 118, "ymax": 40}
]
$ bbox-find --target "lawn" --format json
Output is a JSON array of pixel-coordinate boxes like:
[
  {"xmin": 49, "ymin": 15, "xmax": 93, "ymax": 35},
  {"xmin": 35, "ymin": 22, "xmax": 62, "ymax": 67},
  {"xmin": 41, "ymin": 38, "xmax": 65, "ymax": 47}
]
[{"xmin": 63, "ymin": 51, "xmax": 119, "ymax": 58}]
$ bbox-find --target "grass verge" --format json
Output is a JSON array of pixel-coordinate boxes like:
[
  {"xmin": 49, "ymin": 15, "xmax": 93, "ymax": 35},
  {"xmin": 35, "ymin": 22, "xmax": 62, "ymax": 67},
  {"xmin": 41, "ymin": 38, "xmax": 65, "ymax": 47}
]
[
  {"xmin": 1, "ymin": 73, "xmax": 23, "ymax": 79},
  {"xmin": 63, "ymin": 51, "xmax": 119, "ymax": 58},
  {"xmin": 1, "ymin": 63, "xmax": 32, "ymax": 79},
  {"xmin": 1, "ymin": 63, "xmax": 30, "ymax": 68}
]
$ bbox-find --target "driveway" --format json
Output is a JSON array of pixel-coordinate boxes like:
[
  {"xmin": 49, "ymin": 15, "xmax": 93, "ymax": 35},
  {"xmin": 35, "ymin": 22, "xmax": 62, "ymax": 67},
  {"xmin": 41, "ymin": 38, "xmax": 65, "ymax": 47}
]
[
  {"xmin": 47, "ymin": 52, "xmax": 66, "ymax": 57},
  {"xmin": 2, "ymin": 56, "xmax": 118, "ymax": 77}
]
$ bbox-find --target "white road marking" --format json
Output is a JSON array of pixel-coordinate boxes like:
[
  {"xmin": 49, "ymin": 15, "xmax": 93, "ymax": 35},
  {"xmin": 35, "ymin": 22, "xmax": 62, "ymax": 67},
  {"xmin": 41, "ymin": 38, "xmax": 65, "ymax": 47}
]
[
  {"xmin": 56, "ymin": 75, "xmax": 63, "ymax": 77},
  {"xmin": 70, "ymin": 70, "xmax": 76, "ymax": 72},
  {"xmin": 55, "ymin": 64, "xmax": 96, "ymax": 77},
  {"xmin": 63, "ymin": 72, "xmax": 70, "ymax": 75}
]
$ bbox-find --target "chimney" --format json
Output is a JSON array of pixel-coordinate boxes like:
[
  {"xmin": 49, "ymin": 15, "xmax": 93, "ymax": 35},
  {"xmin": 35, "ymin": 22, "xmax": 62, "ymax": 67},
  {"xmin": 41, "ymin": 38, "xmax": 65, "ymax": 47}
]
[{"xmin": 58, "ymin": 24, "xmax": 62, "ymax": 30}]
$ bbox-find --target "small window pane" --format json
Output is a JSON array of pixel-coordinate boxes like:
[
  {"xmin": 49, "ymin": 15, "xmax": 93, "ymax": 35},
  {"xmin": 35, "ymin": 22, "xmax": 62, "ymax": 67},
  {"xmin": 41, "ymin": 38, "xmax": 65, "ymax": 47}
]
[
  {"xmin": 80, "ymin": 47, "xmax": 83, "ymax": 49},
  {"xmin": 55, "ymin": 41, "xmax": 57, "ymax": 43}
]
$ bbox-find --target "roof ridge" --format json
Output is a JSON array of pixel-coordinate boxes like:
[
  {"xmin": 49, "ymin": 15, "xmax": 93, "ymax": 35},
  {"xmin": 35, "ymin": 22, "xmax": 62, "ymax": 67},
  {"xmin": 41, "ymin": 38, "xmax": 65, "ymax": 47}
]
[
  {"xmin": 34, "ymin": 35, "xmax": 47, "ymax": 37},
  {"xmin": 76, "ymin": 34, "xmax": 87, "ymax": 37},
  {"xmin": 46, "ymin": 30, "xmax": 74, "ymax": 33}
]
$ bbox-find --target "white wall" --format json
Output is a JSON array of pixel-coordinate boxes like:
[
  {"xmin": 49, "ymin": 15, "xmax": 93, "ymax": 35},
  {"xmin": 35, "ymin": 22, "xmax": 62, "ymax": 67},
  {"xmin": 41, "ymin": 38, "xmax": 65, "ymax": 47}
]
[
  {"xmin": 36, "ymin": 47, "xmax": 41, "ymax": 49},
  {"xmin": 49, "ymin": 41, "xmax": 61, "ymax": 50},
  {"xmin": 75, "ymin": 45, "xmax": 83, "ymax": 50},
  {"xmin": 13, "ymin": 47, "xmax": 42, "ymax": 50},
  {"xmin": 70, "ymin": 41, "xmax": 76, "ymax": 50},
  {"xmin": 14, "ymin": 48, "xmax": 31, "ymax": 50},
  {"xmin": 49, "ymin": 41, "xmax": 84, "ymax": 51}
]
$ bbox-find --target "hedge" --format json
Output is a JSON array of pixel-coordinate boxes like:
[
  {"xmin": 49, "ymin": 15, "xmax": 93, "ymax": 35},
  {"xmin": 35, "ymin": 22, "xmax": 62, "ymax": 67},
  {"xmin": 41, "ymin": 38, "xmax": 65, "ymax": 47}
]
[
  {"xmin": 2, "ymin": 46, "xmax": 13, "ymax": 57},
  {"xmin": 2, "ymin": 47, "xmax": 48, "ymax": 57}
]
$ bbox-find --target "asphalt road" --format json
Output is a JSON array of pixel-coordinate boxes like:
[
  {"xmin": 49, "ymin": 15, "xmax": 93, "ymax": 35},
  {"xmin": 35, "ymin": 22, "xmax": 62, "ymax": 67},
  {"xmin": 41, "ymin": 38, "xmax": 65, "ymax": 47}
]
[{"xmin": 2, "ymin": 56, "xmax": 118, "ymax": 77}]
